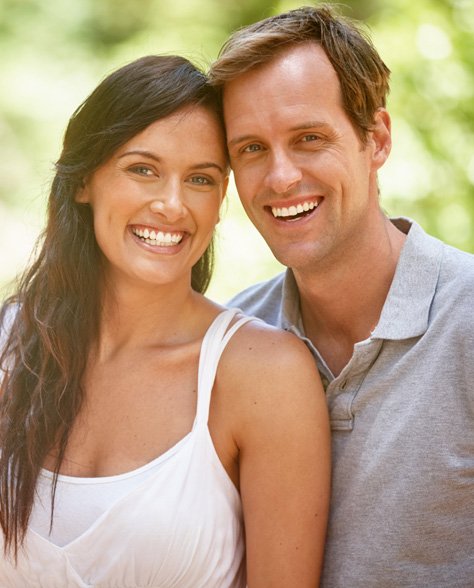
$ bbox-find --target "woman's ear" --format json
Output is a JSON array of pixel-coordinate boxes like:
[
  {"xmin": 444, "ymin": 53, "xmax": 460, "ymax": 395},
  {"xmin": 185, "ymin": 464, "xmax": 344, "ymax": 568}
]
[{"xmin": 75, "ymin": 180, "xmax": 90, "ymax": 204}]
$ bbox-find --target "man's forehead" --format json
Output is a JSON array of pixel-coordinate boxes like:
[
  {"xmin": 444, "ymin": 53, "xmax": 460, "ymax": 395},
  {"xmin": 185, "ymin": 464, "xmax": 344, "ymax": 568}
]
[
  {"xmin": 222, "ymin": 44, "xmax": 342, "ymax": 124},
  {"xmin": 222, "ymin": 44, "xmax": 339, "ymax": 104},
  {"xmin": 225, "ymin": 43, "xmax": 334, "ymax": 85}
]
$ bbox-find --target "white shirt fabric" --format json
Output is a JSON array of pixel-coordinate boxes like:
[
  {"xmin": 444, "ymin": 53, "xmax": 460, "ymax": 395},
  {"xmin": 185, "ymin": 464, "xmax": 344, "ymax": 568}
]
[
  {"xmin": 1, "ymin": 308, "xmax": 250, "ymax": 588},
  {"xmin": 30, "ymin": 448, "xmax": 179, "ymax": 548}
]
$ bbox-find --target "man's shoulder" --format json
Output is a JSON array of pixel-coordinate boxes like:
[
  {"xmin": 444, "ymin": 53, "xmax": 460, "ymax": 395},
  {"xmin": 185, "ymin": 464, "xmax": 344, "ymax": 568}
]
[
  {"xmin": 407, "ymin": 219, "xmax": 474, "ymax": 289},
  {"xmin": 439, "ymin": 245, "xmax": 474, "ymax": 325},
  {"xmin": 227, "ymin": 272, "xmax": 287, "ymax": 326},
  {"xmin": 436, "ymin": 239, "xmax": 474, "ymax": 302},
  {"xmin": 409, "ymin": 219, "xmax": 472, "ymax": 264},
  {"xmin": 441, "ymin": 240, "xmax": 474, "ymax": 273}
]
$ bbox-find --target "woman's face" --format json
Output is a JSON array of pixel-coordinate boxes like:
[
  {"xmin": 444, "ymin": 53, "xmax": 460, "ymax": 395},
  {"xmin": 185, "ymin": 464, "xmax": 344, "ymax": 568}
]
[{"xmin": 77, "ymin": 105, "xmax": 228, "ymax": 291}]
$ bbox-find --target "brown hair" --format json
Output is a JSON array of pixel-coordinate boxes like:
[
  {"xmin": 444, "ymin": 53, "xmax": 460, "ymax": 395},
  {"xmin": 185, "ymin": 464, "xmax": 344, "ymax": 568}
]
[
  {"xmin": 209, "ymin": 4, "xmax": 390, "ymax": 141},
  {"xmin": 0, "ymin": 55, "xmax": 224, "ymax": 558}
]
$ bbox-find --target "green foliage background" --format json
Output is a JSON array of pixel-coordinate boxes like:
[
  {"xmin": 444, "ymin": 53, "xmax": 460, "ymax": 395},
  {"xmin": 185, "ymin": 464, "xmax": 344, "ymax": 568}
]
[{"xmin": 1, "ymin": 0, "xmax": 473, "ymax": 302}]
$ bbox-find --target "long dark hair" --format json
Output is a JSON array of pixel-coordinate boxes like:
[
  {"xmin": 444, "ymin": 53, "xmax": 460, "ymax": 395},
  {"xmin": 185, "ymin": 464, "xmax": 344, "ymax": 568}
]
[{"xmin": 0, "ymin": 55, "xmax": 224, "ymax": 557}]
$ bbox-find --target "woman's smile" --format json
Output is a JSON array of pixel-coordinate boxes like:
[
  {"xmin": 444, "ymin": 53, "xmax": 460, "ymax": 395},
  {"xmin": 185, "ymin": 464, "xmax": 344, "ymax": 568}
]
[{"xmin": 130, "ymin": 225, "xmax": 185, "ymax": 248}]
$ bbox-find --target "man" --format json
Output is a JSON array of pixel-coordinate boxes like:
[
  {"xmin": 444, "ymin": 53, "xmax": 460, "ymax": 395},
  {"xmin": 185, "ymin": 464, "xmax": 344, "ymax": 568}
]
[{"xmin": 210, "ymin": 5, "xmax": 474, "ymax": 587}]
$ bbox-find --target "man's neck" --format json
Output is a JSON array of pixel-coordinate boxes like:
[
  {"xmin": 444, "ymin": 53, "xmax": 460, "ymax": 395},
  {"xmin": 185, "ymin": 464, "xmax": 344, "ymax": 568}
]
[{"xmin": 294, "ymin": 218, "xmax": 406, "ymax": 377}]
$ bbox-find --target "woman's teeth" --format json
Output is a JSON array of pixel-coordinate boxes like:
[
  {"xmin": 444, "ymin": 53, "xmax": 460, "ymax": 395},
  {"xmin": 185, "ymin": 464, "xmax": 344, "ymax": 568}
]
[
  {"xmin": 132, "ymin": 227, "xmax": 183, "ymax": 246},
  {"xmin": 271, "ymin": 200, "xmax": 318, "ymax": 219}
]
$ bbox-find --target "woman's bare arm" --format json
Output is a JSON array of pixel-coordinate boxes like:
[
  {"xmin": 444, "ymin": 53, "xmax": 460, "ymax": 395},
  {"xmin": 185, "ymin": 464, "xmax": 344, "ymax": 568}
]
[{"xmin": 219, "ymin": 322, "xmax": 331, "ymax": 587}]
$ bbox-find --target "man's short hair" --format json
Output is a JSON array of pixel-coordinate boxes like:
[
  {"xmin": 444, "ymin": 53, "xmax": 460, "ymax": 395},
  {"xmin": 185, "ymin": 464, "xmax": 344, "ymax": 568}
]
[{"xmin": 209, "ymin": 4, "xmax": 390, "ymax": 142}]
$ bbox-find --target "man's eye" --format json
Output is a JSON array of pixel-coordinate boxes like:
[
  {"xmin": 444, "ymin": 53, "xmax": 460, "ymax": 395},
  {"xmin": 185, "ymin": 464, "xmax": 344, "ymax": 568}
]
[
  {"xmin": 301, "ymin": 134, "xmax": 321, "ymax": 142},
  {"xmin": 242, "ymin": 144, "xmax": 262, "ymax": 153},
  {"xmin": 130, "ymin": 165, "xmax": 154, "ymax": 176}
]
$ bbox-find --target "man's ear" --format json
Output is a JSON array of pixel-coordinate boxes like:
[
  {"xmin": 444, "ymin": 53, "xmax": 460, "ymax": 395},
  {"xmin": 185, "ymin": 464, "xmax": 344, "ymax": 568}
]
[{"xmin": 370, "ymin": 108, "xmax": 391, "ymax": 171}]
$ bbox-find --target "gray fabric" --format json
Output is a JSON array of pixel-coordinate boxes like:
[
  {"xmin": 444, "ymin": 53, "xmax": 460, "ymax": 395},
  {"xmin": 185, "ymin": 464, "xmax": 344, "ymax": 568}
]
[{"xmin": 229, "ymin": 218, "xmax": 474, "ymax": 587}]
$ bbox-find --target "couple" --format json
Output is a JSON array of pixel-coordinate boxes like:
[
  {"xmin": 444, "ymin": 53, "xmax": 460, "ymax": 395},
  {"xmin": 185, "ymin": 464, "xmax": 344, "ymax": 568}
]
[{"xmin": 1, "ymin": 5, "xmax": 473, "ymax": 588}]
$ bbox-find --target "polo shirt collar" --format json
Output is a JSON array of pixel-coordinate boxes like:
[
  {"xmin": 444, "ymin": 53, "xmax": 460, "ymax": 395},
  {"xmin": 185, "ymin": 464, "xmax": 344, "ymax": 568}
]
[
  {"xmin": 371, "ymin": 218, "xmax": 443, "ymax": 340},
  {"xmin": 279, "ymin": 217, "xmax": 443, "ymax": 342},
  {"xmin": 280, "ymin": 268, "xmax": 303, "ymax": 333}
]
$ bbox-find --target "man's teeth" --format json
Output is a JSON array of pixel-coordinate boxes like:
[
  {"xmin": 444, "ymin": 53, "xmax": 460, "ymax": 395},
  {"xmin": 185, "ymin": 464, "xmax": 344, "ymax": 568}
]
[
  {"xmin": 271, "ymin": 200, "xmax": 318, "ymax": 218},
  {"xmin": 132, "ymin": 228, "xmax": 183, "ymax": 246}
]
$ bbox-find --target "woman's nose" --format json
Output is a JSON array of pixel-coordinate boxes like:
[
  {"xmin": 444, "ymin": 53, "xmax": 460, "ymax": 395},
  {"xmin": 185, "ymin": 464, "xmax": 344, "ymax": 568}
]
[{"xmin": 149, "ymin": 186, "xmax": 186, "ymax": 221}]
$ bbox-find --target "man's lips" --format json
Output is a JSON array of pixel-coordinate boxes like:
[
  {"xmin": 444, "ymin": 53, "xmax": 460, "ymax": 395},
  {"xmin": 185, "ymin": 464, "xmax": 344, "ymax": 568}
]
[{"xmin": 265, "ymin": 198, "xmax": 321, "ymax": 221}]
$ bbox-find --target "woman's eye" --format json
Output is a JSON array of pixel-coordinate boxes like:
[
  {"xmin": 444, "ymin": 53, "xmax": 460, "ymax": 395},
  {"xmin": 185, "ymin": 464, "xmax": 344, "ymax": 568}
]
[
  {"xmin": 129, "ymin": 165, "xmax": 154, "ymax": 176},
  {"xmin": 190, "ymin": 175, "xmax": 213, "ymax": 186}
]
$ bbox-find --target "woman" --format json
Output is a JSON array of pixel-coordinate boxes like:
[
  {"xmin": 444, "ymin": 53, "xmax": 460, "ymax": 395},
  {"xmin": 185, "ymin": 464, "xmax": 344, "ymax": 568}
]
[{"xmin": 0, "ymin": 55, "xmax": 330, "ymax": 587}]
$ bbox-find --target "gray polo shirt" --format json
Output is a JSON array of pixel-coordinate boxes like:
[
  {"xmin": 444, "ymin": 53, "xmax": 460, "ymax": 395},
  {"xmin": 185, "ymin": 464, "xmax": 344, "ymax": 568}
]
[{"xmin": 229, "ymin": 218, "xmax": 474, "ymax": 587}]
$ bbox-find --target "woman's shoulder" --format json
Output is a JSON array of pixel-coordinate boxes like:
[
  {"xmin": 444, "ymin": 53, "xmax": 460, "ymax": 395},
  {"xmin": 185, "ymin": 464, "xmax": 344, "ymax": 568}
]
[
  {"xmin": 215, "ymin": 309, "xmax": 328, "ymax": 458},
  {"xmin": 219, "ymin": 310, "xmax": 322, "ymax": 403},
  {"xmin": 227, "ymin": 310, "xmax": 316, "ymax": 369}
]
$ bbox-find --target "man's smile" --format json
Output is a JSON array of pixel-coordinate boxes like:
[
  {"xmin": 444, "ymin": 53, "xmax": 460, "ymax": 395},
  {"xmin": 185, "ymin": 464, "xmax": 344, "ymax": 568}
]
[{"xmin": 269, "ymin": 198, "xmax": 320, "ymax": 221}]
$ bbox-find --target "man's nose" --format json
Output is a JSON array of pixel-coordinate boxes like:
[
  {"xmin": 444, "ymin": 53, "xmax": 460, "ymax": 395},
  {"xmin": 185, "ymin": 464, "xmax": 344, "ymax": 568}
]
[{"xmin": 264, "ymin": 150, "xmax": 302, "ymax": 195}]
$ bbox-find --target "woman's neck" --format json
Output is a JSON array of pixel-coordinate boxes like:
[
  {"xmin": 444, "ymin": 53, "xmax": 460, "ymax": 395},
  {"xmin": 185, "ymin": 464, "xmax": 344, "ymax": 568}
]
[{"xmin": 96, "ymin": 276, "xmax": 204, "ymax": 360}]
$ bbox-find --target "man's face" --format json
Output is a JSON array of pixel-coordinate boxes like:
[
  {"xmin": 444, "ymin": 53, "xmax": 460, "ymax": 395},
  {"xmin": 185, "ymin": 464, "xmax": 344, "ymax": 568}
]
[{"xmin": 223, "ymin": 43, "xmax": 390, "ymax": 274}]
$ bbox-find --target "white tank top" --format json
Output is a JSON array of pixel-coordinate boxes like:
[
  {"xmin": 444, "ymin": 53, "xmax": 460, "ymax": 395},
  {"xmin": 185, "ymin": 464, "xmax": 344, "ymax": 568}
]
[{"xmin": 0, "ymin": 308, "xmax": 251, "ymax": 588}]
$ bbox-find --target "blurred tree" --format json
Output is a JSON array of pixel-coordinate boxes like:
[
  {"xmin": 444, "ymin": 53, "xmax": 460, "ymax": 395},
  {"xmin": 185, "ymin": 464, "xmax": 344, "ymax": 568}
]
[{"xmin": 371, "ymin": 0, "xmax": 474, "ymax": 252}]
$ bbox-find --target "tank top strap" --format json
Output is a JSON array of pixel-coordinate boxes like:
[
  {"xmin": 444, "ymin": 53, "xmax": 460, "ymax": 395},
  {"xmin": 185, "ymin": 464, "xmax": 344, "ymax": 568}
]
[{"xmin": 195, "ymin": 308, "xmax": 255, "ymax": 426}]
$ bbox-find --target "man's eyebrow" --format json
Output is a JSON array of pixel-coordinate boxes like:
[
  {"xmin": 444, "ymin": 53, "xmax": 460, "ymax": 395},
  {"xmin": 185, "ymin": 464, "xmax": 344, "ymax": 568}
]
[
  {"xmin": 289, "ymin": 121, "xmax": 329, "ymax": 131},
  {"xmin": 228, "ymin": 121, "xmax": 330, "ymax": 148},
  {"xmin": 227, "ymin": 134, "xmax": 257, "ymax": 149}
]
